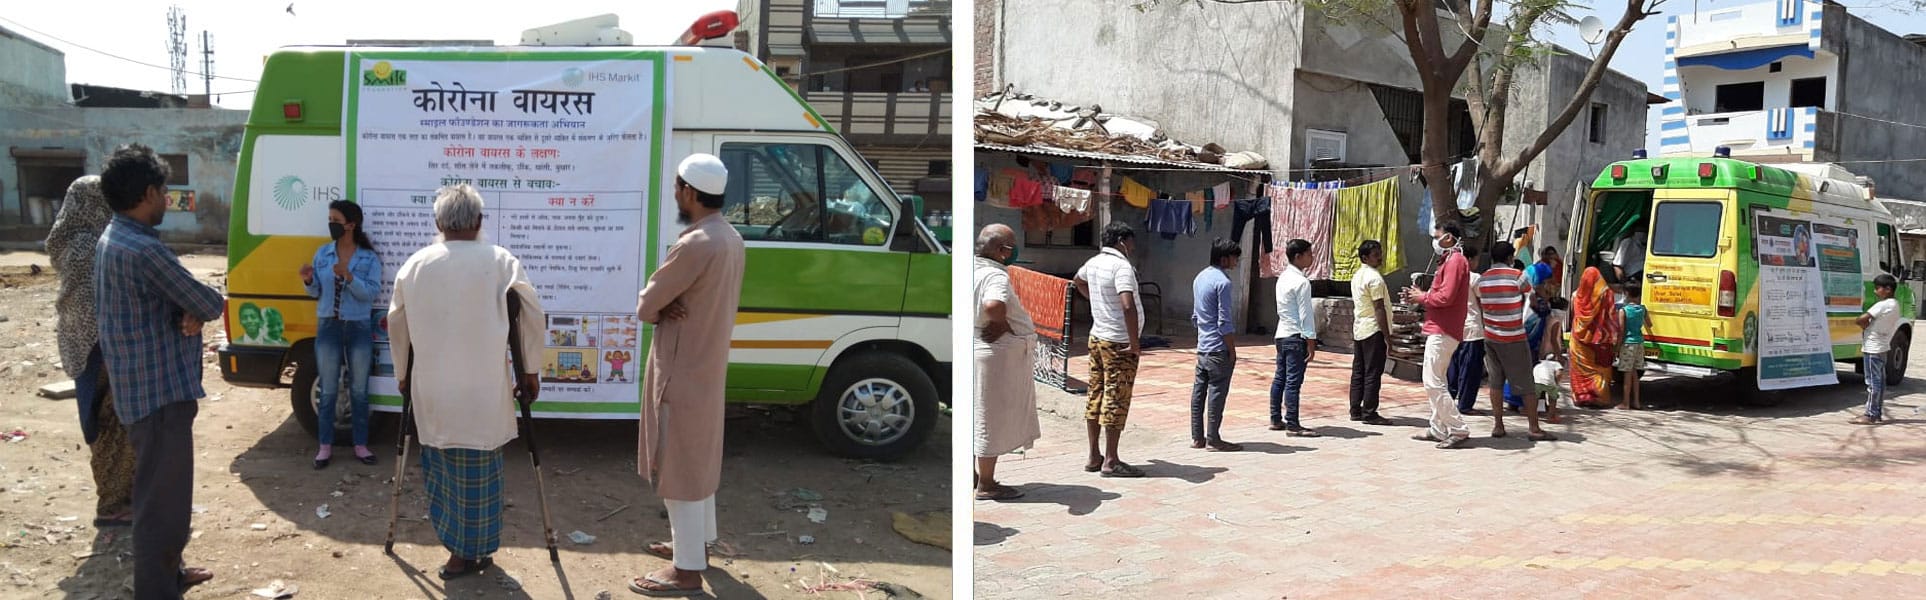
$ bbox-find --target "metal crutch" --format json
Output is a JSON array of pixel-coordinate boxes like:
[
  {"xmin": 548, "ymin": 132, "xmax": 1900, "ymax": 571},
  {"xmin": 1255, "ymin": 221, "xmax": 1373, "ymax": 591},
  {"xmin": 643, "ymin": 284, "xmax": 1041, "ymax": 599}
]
[
  {"xmin": 507, "ymin": 292, "xmax": 560, "ymax": 562},
  {"xmin": 383, "ymin": 345, "xmax": 416, "ymax": 556}
]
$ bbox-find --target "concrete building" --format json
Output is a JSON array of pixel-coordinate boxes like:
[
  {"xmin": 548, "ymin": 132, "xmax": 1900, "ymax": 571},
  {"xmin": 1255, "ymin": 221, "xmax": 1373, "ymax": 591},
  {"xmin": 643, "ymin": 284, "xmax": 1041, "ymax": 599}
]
[
  {"xmin": 736, "ymin": 0, "xmax": 955, "ymax": 216},
  {"xmin": 0, "ymin": 25, "xmax": 247, "ymax": 245},
  {"xmin": 1659, "ymin": 0, "xmax": 1926, "ymax": 199},
  {"xmin": 976, "ymin": 0, "xmax": 1653, "ymax": 333}
]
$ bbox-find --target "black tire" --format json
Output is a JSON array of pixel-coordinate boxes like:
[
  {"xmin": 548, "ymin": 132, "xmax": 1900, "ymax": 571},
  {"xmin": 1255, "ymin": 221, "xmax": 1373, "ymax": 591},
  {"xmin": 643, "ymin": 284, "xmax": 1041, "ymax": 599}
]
[
  {"xmin": 809, "ymin": 352, "xmax": 939, "ymax": 460},
  {"xmin": 1886, "ymin": 329, "xmax": 1910, "ymax": 385},
  {"xmin": 288, "ymin": 356, "xmax": 356, "ymax": 443},
  {"xmin": 1732, "ymin": 367, "xmax": 1786, "ymax": 407}
]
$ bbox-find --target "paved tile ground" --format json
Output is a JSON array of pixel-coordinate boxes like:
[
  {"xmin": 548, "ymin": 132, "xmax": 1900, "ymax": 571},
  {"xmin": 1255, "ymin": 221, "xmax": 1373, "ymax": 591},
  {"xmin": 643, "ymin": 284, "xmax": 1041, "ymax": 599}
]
[{"xmin": 974, "ymin": 333, "xmax": 1926, "ymax": 599}]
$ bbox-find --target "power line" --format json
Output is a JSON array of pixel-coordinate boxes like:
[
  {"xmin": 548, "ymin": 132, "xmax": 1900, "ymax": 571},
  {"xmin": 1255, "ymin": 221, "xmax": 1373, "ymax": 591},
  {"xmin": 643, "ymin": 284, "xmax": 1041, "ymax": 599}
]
[{"xmin": 0, "ymin": 15, "xmax": 257, "ymax": 83}]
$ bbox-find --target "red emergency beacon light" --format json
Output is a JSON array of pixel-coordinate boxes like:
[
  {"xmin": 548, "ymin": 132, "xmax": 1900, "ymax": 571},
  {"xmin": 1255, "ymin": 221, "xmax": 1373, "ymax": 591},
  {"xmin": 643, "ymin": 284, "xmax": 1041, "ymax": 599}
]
[{"xmin": 678, "ymin": 11, "xmax": 739, "ymax": 45}]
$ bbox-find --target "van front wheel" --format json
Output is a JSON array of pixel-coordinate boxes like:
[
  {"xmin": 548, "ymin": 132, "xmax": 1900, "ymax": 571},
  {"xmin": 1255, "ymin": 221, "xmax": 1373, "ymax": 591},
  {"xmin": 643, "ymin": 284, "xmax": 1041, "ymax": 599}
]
[
  {"xmin": 1886, "ymin": 330, "xmax": 1910, "ymax": 385},
  {"xmin": 810, "ymin": 353, "xmax": 938, "ymax": 460}
]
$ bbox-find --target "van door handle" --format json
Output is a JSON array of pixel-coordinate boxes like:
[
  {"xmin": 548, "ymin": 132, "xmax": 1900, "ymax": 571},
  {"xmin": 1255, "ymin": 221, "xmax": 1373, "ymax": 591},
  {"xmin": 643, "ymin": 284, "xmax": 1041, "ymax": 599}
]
[{"xmin": 1646, "ymin": 272, "xmax": 1668, "ymax": 283}]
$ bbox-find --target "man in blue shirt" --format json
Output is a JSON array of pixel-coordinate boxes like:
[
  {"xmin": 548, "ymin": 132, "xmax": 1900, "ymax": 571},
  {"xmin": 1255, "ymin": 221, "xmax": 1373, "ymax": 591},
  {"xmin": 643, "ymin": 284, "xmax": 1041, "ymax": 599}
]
[
  {"xmin": 1189, "ymin": 238, "xmax": 1244, "ymax": 451},
  {"xmin": 95, "ymin": 144, "xmax": 225, "ymax": 599}
]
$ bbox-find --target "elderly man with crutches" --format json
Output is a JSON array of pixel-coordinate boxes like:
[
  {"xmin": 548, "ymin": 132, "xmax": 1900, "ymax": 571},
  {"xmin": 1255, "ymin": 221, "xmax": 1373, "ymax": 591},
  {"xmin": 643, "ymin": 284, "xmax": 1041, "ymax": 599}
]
[{"xmin": 385, "ymin": 183, "xmax": 549, "ymax": 579}]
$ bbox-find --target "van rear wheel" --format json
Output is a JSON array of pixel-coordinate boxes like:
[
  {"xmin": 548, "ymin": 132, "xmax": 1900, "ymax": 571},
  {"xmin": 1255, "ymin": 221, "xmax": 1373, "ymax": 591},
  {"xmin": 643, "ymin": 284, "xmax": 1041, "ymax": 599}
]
[
  {"xmin": 1886, "ymin": 330, "xmax": 1910, "ymax": 385},
  {"xmin": 1731, "ymin": 367, "xmax": 1786, "ymax": 407},
  {"xmin": 810, "ymin": 352, "xmax": 938, "ymax": 460},
  {"xmin": 289, "ymin": 358, "xmax": 358, "ymax": 443}
]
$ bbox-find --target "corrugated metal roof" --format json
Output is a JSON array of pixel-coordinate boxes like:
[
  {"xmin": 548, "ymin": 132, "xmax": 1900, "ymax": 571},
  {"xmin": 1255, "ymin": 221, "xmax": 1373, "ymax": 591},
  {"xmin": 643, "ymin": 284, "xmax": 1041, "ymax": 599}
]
[{"xmin": 975, "ymin": 142, "xmax": 1249, "ymax": 172}]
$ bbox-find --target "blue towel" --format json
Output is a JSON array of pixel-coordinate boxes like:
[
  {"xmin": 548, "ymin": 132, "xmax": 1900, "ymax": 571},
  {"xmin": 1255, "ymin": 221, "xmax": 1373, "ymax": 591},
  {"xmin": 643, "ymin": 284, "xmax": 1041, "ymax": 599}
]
[
  {"xmin": 975, "ymin": 168, "xmax": 989, "ymax": 201},
  {"xmin": 1050, "ymin": 164, "xmax": 1075, "ymax": 185},
  {"xmin": 1146, "ymin": 198, "xmax": 1195, "ymax": 240}
]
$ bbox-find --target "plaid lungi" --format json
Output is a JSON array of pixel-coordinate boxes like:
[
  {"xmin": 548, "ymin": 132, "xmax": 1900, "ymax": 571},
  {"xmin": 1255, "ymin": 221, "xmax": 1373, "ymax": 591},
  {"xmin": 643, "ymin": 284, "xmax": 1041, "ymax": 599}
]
[{"xmin": 420, "ymin": 446, "xmax": 504, "ymax": 559}]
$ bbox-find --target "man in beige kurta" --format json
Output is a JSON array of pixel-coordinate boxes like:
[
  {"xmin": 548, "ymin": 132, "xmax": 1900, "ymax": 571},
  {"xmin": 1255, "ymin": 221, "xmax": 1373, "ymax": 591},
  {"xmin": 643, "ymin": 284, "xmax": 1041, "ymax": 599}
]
[
  {"xmin": 629, "ymin": 154, "xmax": 746, "ymax": 597},
  {"xmin": 973, "ymin": 224, "xmax": 1041, "ymax": 502}
]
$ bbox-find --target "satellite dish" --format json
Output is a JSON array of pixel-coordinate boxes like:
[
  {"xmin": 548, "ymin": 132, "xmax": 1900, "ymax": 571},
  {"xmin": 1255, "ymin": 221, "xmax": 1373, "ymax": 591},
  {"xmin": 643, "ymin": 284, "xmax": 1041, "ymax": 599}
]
[{"xmin": 1579, "ymin": 16, "xmax": 1608, "ymax": 45}]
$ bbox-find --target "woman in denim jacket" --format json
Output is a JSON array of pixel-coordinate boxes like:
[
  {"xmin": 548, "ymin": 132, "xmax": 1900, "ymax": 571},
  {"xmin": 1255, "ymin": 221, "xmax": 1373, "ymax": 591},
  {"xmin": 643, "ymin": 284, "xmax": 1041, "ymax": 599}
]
[{"xmin": 301, "ymin": 200, "xmax": 383, "ymax": 469}]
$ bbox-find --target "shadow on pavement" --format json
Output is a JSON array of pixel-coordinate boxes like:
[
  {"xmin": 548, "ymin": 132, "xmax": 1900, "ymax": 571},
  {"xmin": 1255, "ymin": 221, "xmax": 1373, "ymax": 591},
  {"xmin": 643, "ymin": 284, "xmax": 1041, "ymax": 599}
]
[
  {"xmin": 996, "ymin": 483, "xmax": 1121, "ymax": 516},
  {"xmin": 973, "ymin": 521, "xmax": 1020, "ymax": 546},
  {"xmin": 705, "ymin": 571, "xmax": 769, "ymax": 599},
  {"xmin": 1232, "ymin": 442, "xmax": 1315, "ymax": 455},
  {"xmin": 1138, "ymin": 459, "xmax": 1228, "ymax": 484},
  {"xmin": 1308, "ymin": 426, "xmax": 1382, "ymax": 440}
]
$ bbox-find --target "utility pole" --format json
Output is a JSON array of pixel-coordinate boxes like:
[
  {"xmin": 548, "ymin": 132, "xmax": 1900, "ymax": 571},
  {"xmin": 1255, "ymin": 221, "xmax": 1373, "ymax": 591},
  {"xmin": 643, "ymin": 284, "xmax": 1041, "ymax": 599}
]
[
  {"xmin": 166, "ymin": 6, "xmax": 187, "ymax": 95},
  {"xmin": 200, "ymin": 31, "xmax": 215, "ymax": 99}
]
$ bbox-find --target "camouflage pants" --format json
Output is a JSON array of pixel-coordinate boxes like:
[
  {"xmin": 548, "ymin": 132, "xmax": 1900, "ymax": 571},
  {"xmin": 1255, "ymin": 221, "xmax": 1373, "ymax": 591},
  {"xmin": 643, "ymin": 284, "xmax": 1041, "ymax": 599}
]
[{"xmin": 1086, "ymin": 338, "xmax": 1140, "ymax": 428}]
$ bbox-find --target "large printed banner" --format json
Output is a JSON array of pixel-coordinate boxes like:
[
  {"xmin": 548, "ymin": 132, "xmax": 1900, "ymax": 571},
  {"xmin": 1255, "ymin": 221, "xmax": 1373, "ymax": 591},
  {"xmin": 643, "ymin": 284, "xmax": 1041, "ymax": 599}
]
[
  {"xmin": 346, "ymin": 51, "xmax": 668, "ymax": 416},
  {"xmin": 1754, "ymin": 210, "xmax": 1839, "ymax": 390},
  {"xmin": 1810, "ymin": 220, "xmax": 1865, "ymax": 315}
]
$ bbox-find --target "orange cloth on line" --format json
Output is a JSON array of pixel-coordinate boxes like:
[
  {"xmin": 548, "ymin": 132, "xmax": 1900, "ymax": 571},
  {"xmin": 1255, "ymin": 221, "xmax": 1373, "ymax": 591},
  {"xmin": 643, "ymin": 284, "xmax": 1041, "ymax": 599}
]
[
  {"xmin": 1186, "ymin": 191, "xmax": 1206, "ymax": 215},
  {"xmin": 1119, "ymin": 176, "xmax": 1154, "ymax": 208}
]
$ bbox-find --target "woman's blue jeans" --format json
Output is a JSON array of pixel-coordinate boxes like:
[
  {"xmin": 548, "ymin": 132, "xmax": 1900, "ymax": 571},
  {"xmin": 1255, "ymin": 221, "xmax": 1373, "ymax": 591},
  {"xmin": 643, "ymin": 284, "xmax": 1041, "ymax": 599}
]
[{"xmin": 314, "ymin": 317, "xmax": 374, "ymax": 446}]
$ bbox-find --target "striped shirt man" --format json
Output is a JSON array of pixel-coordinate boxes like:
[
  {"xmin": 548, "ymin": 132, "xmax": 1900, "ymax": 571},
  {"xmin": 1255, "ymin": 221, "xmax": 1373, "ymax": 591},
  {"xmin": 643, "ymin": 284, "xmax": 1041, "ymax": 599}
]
[
  {"xmin": 95, "ymin": 214, "xmax": 226, "ymax": 424},
  {"xmin": 1475, "ymin": 266, "xmax": 1532, "ymax": 344}
]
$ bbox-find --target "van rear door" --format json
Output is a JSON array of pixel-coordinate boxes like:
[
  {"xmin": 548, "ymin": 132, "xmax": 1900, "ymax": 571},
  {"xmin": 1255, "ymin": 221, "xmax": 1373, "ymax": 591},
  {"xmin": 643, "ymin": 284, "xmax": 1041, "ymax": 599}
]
[{"xmin": 1642, "ymin": 189, "xmax": 1734, "ymax": 350}]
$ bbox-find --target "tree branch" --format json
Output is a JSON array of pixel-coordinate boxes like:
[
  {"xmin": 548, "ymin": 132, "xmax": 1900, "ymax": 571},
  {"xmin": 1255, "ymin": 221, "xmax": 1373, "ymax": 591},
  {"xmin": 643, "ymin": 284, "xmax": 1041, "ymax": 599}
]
[
  {"xmin": 1445, "ymin": 0, "xmax": 1496, "ymax": 76},
  {"xmin": 1493, "ymin": 0, "xmax": 1661, "ymax": 182}
]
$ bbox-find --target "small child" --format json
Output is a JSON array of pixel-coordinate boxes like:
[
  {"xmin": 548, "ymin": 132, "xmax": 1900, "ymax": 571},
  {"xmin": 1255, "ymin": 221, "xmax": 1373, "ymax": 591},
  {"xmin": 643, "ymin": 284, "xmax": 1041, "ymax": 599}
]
[
  {"xmin": 1853, "ymin": 274, "xmax": 1902, "ymax": 424},
  {"xmin": 1617, "ymin": 285, "xmax": 1652, "ymax": 409},
  {"xmin": 1533, "ymin": 358, "xmax": 1565, "ymax": 424}
]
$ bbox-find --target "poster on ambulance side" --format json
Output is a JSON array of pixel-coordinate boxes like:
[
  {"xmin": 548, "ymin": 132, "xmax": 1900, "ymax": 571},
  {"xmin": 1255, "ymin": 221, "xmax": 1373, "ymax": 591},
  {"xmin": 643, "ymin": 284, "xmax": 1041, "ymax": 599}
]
[
  {"xmin": 344, "ymin": 50, "xmax": 670, "ymax": 418},
  {"xmin": 1754, "ymin": 209, "xmax": 1838, "ymax": 390},
  {"xmin": 1810, "ymin": 219, "xmax": 1865, "ymax": 316}
]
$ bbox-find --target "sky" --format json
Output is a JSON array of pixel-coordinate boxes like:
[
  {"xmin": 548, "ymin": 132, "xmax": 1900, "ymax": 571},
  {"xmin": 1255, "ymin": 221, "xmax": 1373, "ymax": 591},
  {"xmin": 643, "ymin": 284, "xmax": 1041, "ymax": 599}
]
[
  {"xmin": 0, "ymin": 0, "xmax": 737, "ymax": 109},
  {"xmin": 3, "ymin": 0, "xmax": 1924, "ymax": 146}
]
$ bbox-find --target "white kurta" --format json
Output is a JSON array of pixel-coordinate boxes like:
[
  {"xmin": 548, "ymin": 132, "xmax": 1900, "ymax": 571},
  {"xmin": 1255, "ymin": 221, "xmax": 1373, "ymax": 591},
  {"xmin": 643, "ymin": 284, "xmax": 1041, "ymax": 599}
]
[
  {"xmin": 389, "ymin": 241, "xmax": 546, "ymax": 450},
  {"xmin": 973, "ymin": 257, "xmax": 1041, "ymax": 457}
]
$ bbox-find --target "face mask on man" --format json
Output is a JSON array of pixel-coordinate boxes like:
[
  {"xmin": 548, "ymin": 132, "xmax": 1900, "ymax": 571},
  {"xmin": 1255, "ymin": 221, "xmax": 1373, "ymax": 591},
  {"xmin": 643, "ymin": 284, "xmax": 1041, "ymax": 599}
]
[
  {"xmin": 1432, "ymin": 236, "xmax": 1451, "ymax": 256},
  {"xmin": 328, "ymin": 223, "xmax": 346, "ymax": 241},
  {"xmin": 1001, "ymin": 244, "xmax": 1021, "ymax": 266}
]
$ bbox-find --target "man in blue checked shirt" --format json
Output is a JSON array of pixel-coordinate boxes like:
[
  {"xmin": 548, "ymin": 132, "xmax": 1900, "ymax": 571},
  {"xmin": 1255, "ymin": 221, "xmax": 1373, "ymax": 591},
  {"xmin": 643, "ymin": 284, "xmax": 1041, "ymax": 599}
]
[
  {"xmin": 94, "ymin": 144, "xmax": 225, "ymax": 600},
  {"xmin": 1189, "ymin": 238, "xmax": 1244, "ymax": 452}
]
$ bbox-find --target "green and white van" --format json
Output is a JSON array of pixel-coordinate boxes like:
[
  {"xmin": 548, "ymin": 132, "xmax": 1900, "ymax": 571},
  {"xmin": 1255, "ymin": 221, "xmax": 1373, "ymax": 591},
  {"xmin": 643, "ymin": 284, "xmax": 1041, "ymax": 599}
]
[
  {"xmin": 1570, "ymin": 156, "xmax": 1914, "ymax": 396},
  {"xmin": 216, "ymin": 16, "xmax": 950, "ymax": 458}
]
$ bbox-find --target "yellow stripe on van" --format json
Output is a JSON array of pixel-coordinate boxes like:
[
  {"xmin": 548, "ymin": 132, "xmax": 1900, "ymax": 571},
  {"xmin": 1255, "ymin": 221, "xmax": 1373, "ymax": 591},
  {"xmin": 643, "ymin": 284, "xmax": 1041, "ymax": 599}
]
[
  {"xmin": 674, "ymin": 55, "xmax": 694, "ymax": 62},
  {"xmin": 741, "ymin": 56, "xmax": 760, "ymax": 71},
  {"xmin": 804, "ymin": 112, "xmax": 822, "ymax": 129},
  {"xmin": 735, "ymin": 312, "xmax": 821, "ymax": 326}
]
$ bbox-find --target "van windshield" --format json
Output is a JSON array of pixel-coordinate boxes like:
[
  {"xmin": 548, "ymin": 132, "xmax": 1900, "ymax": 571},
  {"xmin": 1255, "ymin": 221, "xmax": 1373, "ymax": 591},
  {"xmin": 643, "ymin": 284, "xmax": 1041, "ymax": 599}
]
[{"xmin": 1652, "ymin": 201, "xmax": 1722, "ymax": 258}]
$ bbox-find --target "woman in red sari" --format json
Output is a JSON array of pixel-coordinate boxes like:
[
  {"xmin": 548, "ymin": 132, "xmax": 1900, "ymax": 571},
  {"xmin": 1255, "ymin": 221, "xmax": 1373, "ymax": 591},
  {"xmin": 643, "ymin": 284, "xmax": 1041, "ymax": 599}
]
[{"xmin": 1569, "ymin": 267, "xmax": 1623, "ymax": 408}]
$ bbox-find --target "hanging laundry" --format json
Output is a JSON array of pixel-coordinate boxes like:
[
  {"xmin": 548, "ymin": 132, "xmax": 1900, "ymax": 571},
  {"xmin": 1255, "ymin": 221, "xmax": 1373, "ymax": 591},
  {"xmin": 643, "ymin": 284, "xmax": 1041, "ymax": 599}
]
[
  {"xmin": 1146, "ymin": 198, "xmax": 1195, "ymax": 240},
  {"xmin": 1049, "ymin": 163, "xmax": 1075, "ymax": 185},
  {"xmin": 987, "ymin": 172, "xmax": 1016, "ymax": 209},
  {"xmin": 1451, "ymin": 157, "xmax": 1480, "ymax": 212},
  {"xmin": 975, "ymin": 166, "xmax": 990, "ymax": 202},
  {"xmin": 1264, "ymin": 186, "xmax": 1337, "ymax": 279},
  {"xmin": 1022, "ymin": 202, "xmax": 1091, "ymax": 232},
  {"xmin": 1119, "ymin": 176, "xmax": 1154, "ymax": 208},
  {"xmin": 1055, "ymin": 186, "xmax": 1091, "ymax": 214},
  {"xmin": 1418, "ymin": 186, "xmax": 1433, "ymax": 234},
  {"xmin": 1070, "ymin": 167, "xmax": 1101, "ymax": 189},
  {"xmin": 1331, "ymin": 177, "xmax": 1402, "ymax": 281},
  {"xmin": 1231, "ymin": 197, "xmax": 1272, "ymax": 254},
  {"xmin": 1211, "ymin": 183, "xmax": 1232, "ymax": 209},
  {"xmin": 1186, "ymin": 190, "xmax": 1206, "ymax": 216},
  {"xmin": 1008, "ymin": 175, "xmax": 1046, "ymax": 208}
]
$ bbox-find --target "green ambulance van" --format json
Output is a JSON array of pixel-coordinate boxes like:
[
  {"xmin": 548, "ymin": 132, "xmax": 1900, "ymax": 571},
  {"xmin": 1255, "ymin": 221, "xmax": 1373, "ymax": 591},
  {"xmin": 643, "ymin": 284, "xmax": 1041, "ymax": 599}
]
[
  {"xmin": 1569, "ymin": 156, "xmax": 1914, "ymax": 396},
  {"xmin": 215, "ymin": 17, "xmax": 950, "ymax": 459}
]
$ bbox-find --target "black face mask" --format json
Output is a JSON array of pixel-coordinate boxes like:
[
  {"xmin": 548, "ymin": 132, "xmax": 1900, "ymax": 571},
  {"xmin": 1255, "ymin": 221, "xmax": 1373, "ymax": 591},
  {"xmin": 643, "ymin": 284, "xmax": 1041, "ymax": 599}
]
[{"xmin": 328, "ymin": 223, "xmax": 346, "ymax": 240}]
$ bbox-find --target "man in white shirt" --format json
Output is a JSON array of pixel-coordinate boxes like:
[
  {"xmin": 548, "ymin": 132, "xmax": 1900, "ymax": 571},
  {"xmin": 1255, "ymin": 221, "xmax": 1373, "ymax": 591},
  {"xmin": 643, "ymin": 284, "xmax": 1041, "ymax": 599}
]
[
  {"xmin": 1270, "ymin": 238, "xmax": 1322, "ymax": 437},
  {"xmin": 1853, "ymin": 274, "xmax": 1903, "ymax": 424},
  {"xmin": 1073, "ymin": 222, "xmax": 1146, "ymax": 478},
  {"xmin": 973, "ymin": 224, "xmax": 1042, "ymax": 499},
  {"xmin": 389, "ymin": 184, "xmax": 547, "ymax": 580},
  {"xmin": 1348, "ymin": 240, "xmax": 1394, "ymax": 426},
  {"xmin": 1613, "ymin": 227, "xmax": 1647, "ymax": 282}
]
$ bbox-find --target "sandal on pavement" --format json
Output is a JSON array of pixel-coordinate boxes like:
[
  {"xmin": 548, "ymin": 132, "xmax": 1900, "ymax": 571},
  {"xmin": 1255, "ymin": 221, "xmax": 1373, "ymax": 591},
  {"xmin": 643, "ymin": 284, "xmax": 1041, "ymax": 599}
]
[
  {"xmin": 630, "ymin": 574, "xmax": 704, "ymax": 597},
  {"xmin": 975, "ymin": 485, "xmax": 1025, "ymax": 501},
  {"xmin": 437, "ymin": 557, "xmax": 492, "ymax": 581},
  {"xmin": 1284, "ymin": 427, "xmax": 1321, "ymax": 438},
  {"xmin": 1361, "ymin": 416, "xmax": 1394, "ymax": 426},
  {"xmin": 1411, "ymin": 432, "xmax": 1440, "ymax": 442},
  {"xmin": 1490, "ymin": 429, "xmax": 1508, "ymax": 438},
  {"xmin": 1099, "ymin": 462, "xmax": 1144, "ymax": 478},
  {"xmin": 1527, "ymin": 431, "xmax": 1559, "ymax": 442},
  {"xmin": 1206, "ymin": 441, "xmax": 1244, "ymax": 452},
  {"xmin": 1434, "ymin": 436, "xmax": 1467, "ymax": 449},
  {"xmin": 1083, "ymin": 460, "xmax": 1102, "ymax": 473}
]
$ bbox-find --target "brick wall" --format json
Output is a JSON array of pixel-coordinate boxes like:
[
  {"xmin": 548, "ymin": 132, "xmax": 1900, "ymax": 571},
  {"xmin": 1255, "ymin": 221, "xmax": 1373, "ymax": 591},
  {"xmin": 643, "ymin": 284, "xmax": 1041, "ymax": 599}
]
[{"xmin": 974, "ymin": 0, "xmax": 996, "ymax": 97}]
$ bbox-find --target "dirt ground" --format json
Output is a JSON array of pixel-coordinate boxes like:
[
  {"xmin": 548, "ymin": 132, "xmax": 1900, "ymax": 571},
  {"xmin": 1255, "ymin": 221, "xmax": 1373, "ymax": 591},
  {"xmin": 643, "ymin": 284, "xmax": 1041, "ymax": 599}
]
[{"xmin": 0, "ymin": 252, "xmax": 953, "ymax": 600}]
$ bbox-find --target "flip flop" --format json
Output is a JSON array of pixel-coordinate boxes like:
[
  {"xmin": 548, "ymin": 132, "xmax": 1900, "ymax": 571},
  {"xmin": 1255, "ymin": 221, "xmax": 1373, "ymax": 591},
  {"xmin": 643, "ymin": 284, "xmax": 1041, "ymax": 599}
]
[
  {"xmin": 1099, "ymin": 462, "xmax": 1144, "ymax": 478},
  {"xmin": 1082, "ymin": 461, "xmax": 1102, "ymax": 473},
  {"xmin": 975, "ymin": 485, "xmax": 1025, "ymax": 501},
  {"xmin": 629, "ymin": 574, "xmax": 704, "ymax": 597},
  {"xmin": 178, "ymin": 567, "xmax": 214, "ymax": 590},
  {"xmin": 437, "ymin": 557, "xmax": 493, "ymax": 581},
  {"xmin": 1491, "ymin": 429, "xmax": 1508, "ymax": 438}
]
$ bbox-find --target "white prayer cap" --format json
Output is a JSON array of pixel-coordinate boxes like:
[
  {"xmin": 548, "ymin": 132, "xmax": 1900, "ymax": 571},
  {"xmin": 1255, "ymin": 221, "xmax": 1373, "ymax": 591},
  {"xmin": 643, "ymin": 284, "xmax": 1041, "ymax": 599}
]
[{"xmin": 677, "ymin": 154, "xmax": 729, "ymax": 195}]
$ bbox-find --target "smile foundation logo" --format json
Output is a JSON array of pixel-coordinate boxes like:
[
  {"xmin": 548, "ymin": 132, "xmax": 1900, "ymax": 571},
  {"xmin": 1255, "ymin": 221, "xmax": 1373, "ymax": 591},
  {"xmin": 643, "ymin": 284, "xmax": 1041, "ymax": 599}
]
[
  {"xmin": 273, "ymin": 176, "xmax": 309, "ymax": 211},
  {"xmin": 362, "ymin": 61, "xmax": 407, "ymax": 87},
  {"xmin": 562, "ymin": 67, "xmax": 586, "ymax": 87}
]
